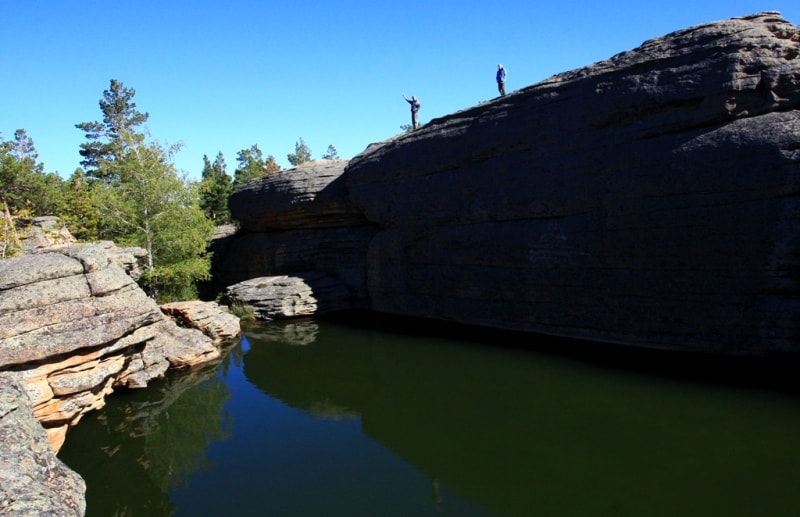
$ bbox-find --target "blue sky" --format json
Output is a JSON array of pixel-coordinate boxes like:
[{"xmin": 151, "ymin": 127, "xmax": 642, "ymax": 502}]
[{"xmin": 2, "ymin": 1, "xmax": 798, "ymax": 180}]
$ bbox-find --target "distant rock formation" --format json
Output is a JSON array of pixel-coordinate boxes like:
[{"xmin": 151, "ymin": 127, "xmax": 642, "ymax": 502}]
[{"xmin": 216, "ymin": 12, "xmax": 800, "ymax": 355}]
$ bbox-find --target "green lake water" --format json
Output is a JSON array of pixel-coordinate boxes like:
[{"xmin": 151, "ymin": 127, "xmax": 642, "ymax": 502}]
[{"xmin": 58, "ymin": 313, "xmax": 800, "ymax": 516}]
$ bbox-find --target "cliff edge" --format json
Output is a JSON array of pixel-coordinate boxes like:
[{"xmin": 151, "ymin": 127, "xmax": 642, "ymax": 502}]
[{"xmin": 222, "ymin": 12, "xmax": 800, "ymax": 355}]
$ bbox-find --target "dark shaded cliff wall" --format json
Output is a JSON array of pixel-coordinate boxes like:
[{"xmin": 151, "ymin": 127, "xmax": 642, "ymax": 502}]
[
  {"xmin": 218, "ymin": 13, "xmax": 800, "ymax": 355},
  {"xmin": 343, "ymin": 12, "xmax": 800, "ymax": 355}
]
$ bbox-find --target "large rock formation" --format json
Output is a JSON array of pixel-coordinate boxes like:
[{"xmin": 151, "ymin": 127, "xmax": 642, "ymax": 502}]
[
  {"xmin": 219, "ymin": 12, "xmax": 799, "ymax": 355},
  {"xmin": 0, "ymin": 244, "xmax": 224, "ymax": 451},
  {"xmin": 220, "ymin": 160, "xmax": 376, "ymax": 313}
]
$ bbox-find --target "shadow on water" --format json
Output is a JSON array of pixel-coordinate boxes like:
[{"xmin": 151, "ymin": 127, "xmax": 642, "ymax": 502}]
[
  {"xmin": 60, "ymin": 310, "xmax": 800, "ymax": 517},
  {"xmin": 243, "ymin": 311, "xmax": 800, "ymax": 517},
  {"xmin": 323, "ymin": 310, "xmax": 800, "ymax": 395}
]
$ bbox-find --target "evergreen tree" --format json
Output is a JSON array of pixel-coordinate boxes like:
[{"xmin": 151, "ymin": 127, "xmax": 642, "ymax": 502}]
[
  {"xmin": 75, "ymin": 79, "xmax": 149, "ymax": 182},
  {"xmin": 0, "ymin": 130, "xmax": 63, "ymax": 217},
  {"xmin": 322, "ymin": 144, "xmax": 339, "ymax": 160},
  {"xmin": 199, "ymin": 152, "xmax": 232, "ymax": 223},
  {"xmin": 76, "ymin": 81, "xmax": 213, "ymax": 301},
  {"xmin": 232, "ymin": 144, "xmax": 266, "ymax": 188},
  {"xmin": 287, "ymin": 137, "xmax": 312, "ymax": 166},
  {"xmin": 0, "ymin": 130, "xmax": 64, "ymax": 255},
  {"xmin": 61, "ymin": 168, "xmax": 100, "ymax": 241}
]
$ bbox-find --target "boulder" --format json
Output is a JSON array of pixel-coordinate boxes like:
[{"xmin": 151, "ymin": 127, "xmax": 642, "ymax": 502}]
[
  {"xmin": 224, "ymin": 272, "xmax": 355, "ymax": 320},
  {"xmin": 17, "ymin": 216, "xmax": 75, "ymax": 252}
]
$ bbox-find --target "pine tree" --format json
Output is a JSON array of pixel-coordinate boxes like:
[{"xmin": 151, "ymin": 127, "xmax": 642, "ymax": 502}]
[
  {"xmin": 76, "ymin": 81, "xmax": 213, "ymax": 301},
  {"xmin": 287, "ymin": 138, "xmax": 312, "ymax": 166},
  {"xmin": 61, "ymin": 169, "xmax": 100, "ymax": 241},
  {"xmin": 75, "ymin": 79, "xmax": 149, "ymax": 182},
  {"xmin": 199, "ymin": 152, "xmax": 232, "ymax": 223},
  {"xmin": 232, "ymin": 144, "xmax": 266, "ymax": 188},
  {"xmin": 0, "ymin": 130, "xmax": 65, "ymax": 255},
  {"xmin": 322, "ymin": 144, "xmax": 339, "ymax": 160}
]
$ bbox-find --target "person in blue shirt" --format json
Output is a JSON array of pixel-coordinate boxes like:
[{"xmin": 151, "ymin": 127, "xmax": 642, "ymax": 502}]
[
  {"xmin": 496, "ymin": 64, "xmax": 507, "ymax": 96},
  {"xmin": 402, "ymin": 94, "xmax": 420, "ymax": 130}
]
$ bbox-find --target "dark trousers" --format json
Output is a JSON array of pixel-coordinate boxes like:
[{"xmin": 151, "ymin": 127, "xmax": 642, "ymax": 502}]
[{"xmin": 498, "ymin": 81, "xmax": 506, "ymax": 96}]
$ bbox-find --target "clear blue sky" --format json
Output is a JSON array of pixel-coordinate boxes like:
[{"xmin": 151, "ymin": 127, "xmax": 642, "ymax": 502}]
[{"xmin": 2, "ymin": 1, "xmax": 798, "ymax": 180}]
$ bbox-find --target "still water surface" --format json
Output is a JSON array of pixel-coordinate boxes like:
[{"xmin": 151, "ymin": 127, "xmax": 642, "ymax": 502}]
[{"xmin": 59, "ymin": 314, "xmax": 800, "ymax": 516}]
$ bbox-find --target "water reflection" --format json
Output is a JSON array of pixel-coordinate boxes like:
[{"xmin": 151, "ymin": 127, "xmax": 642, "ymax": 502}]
[
  {"xmin": 59, "ymin": 314, "xmax": 800, "ymax": 517},
  {"xmin": 242, "ymin": 316, "xmax": 800, "ymax": 517},
  {"xmin": 59, "ymin": 348, "xmax": 239, "ymax": 516}
]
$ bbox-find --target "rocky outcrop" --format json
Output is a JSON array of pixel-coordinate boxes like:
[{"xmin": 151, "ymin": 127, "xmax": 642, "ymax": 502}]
[
  {"xmin": 0, "ymin": 244, "xmax": 223, "ymax": 451},
  {"xmin": 224, "ymin": 272, "xmax": 355, "ymax": 320},
  {"xmin": 16, "ymin": 216, "xmax": 75, "ymax": 253},
  {"xmin": 160, "ymin": 300, "xmax": 242, "ymax": 343},
  {"xmin": 218, "ymin": 160, "xmax": 375, "ymax": 306},
  {"xmin": 0, "ymin": 373, "xmax": 85, "ymax": 516},
  {"xmin": 218, "ymin": 12, "xmax": 800, "ymax": 355}
]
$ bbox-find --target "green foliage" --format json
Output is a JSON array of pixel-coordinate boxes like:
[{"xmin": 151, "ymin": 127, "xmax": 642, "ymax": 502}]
[
  {"xmin": 94, "ymin": 137, "xmax": 215, "ymax": 302},
  {"xmin": 60, "ymin": 169, "xmax": 100, "ymax": 241},
  {"xmin": 287, "ymin": 137, "xmax": 312, "ymax": 166},
  {"xmin": 228, "ymin": 303, "xmax": 255, "ymax": 321},
  {"xmin": 199, "ymin": 152, "xmax": 232, "ymax": 223},
  {"xmin": 1, "ymin": 129, "xmax": 67, "ymax": 256},
  {"xmin": 321, "ymin": 144, "xmax": 339, "ymax": 160},
  {"xmin": 1, "ymin": 129, "xmax": 65, "ymax": 215},
  {"xmin": 76, "ymin": 80, "xmax": 214, "ymax": 301},
  {"xmin": 75, "ymin": 79, "xmax": 149, "ymax": 182},
  {"xmin": 232, "ymin": 144, "xmax": 266, "ymax": 188}
]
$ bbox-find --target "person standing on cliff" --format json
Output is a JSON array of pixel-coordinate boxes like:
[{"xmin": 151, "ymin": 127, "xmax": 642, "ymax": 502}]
[
  {"xmin": 496, "ymin": 64, "xmax": 507, "ymax": 96},
  {"xmin": 403, "ymin": 94, "xmax": 420, "ymax": 130}
]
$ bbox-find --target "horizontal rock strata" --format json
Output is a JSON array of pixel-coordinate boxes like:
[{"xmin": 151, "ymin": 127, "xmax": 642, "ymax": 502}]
[
  {"xmin": 0, "ymin": 244, "xmax": 222, "ymax": 451},
  {"xmin": 217, "ymin": 160, "xmax": 375, "ymax": 308},
  {"xmin": 225, "ymin": 272, "xmax": 354, "ymax": 320},
  {"xmin": 343, "ymin": 12, "xmax": 800, "ymax": 355}
]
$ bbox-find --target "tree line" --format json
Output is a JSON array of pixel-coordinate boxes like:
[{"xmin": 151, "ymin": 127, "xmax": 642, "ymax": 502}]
[{"xmin": 1, "ymin": 79, "xmax": 341, "ymax": 302}]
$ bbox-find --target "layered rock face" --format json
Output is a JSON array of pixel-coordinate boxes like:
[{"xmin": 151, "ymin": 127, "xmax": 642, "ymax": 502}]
[
  {"xmin": 217, "ymin": 13, "xmax": 799, "ymax": 355},
  {"xmin": 0, "ymin": 374, "xmax": 85, "ymax": 516},
  {"xmin": 221, "ymin": 160, "xmax": 376, "ymax": 312},
  {"xmin": 0, "ymin": 244, "xmax": 223, "ymax": 451},
  {"xmin": 344, "ymin": 12, "xmax": 800, "ymax": 355}
]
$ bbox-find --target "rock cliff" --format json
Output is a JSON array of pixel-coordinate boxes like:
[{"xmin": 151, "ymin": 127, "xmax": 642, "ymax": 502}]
[
  {"xmin": 0, "ymin": 243, "xmax": 227, "ymax": 451},
  {"xmin": 219, "ymin": 12, "xmax": 800, "ymax": 355},
  {"xmin": 221, "ymin": 160, "xmax": 375, "ymax": 312},
  {"xmin": 0, "ymin": 232, "xmax": 241, "ymax": 512}
]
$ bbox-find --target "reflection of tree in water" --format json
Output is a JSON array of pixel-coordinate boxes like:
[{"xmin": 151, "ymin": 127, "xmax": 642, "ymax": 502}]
[
  {"xmin": 59, "ymin": 345, "xmax": 238, "ymax": 516},
  {"xmin": 142, "ymin": 365, "xmax": 234, "ymax": 492}
]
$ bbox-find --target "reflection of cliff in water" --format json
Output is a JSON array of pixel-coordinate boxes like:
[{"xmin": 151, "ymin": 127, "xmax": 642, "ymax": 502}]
[
  {"xmin": 242, "ymin": 315, "xmax": 800, "ymax": 517},
  {"xmin": 59, "ymin": 347, "xmax": 238, "ymax": 516}
]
